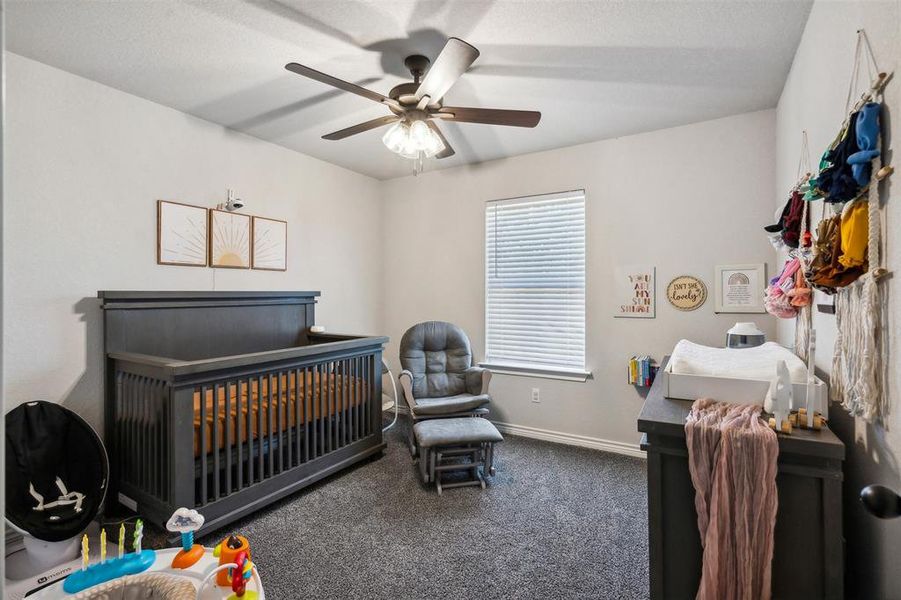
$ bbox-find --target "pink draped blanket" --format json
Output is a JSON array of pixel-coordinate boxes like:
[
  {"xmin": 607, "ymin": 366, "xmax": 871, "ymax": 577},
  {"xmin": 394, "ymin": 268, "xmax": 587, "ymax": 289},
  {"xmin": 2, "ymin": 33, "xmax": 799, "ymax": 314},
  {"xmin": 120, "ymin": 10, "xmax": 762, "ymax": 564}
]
[{"xmin": 685, "ymin": 398, "xmax": 779, "ymax": 600}]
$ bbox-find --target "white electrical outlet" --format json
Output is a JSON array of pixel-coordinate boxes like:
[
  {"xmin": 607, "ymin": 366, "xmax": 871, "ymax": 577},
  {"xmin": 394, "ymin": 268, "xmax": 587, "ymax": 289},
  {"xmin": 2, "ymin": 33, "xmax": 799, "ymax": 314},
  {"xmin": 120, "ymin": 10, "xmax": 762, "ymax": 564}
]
[{"xmin": 531, "ymin": 388, "xmax": 540, "ymax": 403}]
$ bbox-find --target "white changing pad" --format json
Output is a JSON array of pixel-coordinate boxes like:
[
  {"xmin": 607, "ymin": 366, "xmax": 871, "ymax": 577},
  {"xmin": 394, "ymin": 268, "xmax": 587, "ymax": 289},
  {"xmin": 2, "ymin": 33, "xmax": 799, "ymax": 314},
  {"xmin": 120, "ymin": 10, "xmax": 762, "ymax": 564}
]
[{"xmin": 670, "ymin": 340, "xmax": 807, "ymax": 383}]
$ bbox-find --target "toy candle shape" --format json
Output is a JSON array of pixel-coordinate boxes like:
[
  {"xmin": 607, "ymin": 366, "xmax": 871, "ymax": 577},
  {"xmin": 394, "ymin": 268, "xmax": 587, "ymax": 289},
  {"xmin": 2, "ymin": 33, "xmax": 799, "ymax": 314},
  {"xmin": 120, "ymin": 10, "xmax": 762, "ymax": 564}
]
[
  {"xmin": 81, "ymin": 534, "xmax": 89, "ymax": 571},
  {"xmin": 118, "ymin": 523, "xmax": 125, "ymax": 558},
  {"xmin": 133, "ymin": 519, "xmax": 144, "ymax": 554},
  {"xmin": 100, "ymin": 528, "xmax": 107, "ymax": 564}
]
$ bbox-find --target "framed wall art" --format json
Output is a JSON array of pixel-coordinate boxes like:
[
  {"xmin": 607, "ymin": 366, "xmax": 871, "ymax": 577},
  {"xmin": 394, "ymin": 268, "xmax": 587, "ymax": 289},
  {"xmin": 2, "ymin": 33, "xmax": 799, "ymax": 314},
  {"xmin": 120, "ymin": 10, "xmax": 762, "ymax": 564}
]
[
  {"xmin": 714, "ymin": 263, "xmax": 766, "ymax": 313},
  {"xmin": 614, "ymin": 265, "xmax": 656, "ymax": 318},
  {"xmin": 157, "ymin": 200, "xmax": 208, "ymax": 267},
  {"xmin": 666, "ymin": 275, "xmax": 707, "ymax": 311},
  {"xmin": 252, "ymin": 216, "xmax": 288, "ymax": 271},
  {"xmin": 209, "ymin": 209, "xmax": 251, "ymax": 269}
]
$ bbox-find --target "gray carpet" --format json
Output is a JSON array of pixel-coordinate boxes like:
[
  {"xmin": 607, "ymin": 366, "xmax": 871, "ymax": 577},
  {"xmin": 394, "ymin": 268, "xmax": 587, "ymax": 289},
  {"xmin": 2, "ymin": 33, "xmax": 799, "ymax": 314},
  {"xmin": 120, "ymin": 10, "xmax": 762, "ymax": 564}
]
[{"xmin": 194, "ymin": 423, "xmax": 649, "ymax": 600}]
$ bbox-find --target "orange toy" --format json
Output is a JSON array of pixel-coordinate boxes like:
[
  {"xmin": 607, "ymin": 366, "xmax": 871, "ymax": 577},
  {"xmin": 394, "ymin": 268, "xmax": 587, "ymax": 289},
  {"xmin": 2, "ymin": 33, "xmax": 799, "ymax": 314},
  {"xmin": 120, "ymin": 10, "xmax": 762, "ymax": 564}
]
[{"xmin": 213, "ymin": 535, "xmax": 251, "ymax": 587}]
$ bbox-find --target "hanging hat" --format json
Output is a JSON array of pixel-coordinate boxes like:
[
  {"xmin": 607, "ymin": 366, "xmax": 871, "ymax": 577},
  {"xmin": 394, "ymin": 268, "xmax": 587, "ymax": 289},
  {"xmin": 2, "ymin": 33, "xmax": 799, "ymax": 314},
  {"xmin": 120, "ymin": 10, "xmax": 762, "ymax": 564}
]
[
  {"xmin": 764, "ymin": 191, "xmax": 806, "ymax": 248},
  {"xmin": 847, "ymin": 102, "xmax": 881, "ymax": 186},
  {"xmin": 816, "ymin": 111, "xmax": 866, "ymax": 203}
]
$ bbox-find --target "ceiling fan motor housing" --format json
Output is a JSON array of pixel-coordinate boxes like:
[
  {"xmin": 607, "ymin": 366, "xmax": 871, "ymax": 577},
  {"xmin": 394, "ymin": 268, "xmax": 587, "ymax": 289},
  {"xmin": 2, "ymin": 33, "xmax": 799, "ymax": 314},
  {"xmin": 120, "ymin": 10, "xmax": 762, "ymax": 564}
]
[{"xmin": 404, "ymin": 54, "xmax": 430, "ymax": 81}]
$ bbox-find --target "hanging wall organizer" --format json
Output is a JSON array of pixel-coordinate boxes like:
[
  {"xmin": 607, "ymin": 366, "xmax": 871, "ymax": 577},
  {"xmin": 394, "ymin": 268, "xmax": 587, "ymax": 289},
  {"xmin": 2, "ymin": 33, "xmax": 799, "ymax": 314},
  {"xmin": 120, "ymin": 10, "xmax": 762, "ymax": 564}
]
[{"xmin": 805, "ymin": 30, "xmax": 894, "ymax": 425}]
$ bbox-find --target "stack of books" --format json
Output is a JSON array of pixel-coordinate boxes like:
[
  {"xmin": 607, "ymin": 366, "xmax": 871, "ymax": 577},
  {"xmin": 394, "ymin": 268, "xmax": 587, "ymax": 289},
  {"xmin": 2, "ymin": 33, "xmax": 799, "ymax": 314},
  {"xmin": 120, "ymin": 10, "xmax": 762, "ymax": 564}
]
[{"xmin": 628, "ymin": 356, "xmax": 658, "ymax": 387}]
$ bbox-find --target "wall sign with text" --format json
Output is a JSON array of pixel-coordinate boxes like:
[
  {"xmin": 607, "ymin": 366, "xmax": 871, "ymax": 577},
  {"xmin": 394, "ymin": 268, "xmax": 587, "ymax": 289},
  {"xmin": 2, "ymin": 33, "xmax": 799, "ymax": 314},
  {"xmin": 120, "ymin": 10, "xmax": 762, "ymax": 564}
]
[
  {"xmin": 614, "ymin": 265, "xmax": 656, "ymax": 318},
  {"xmin": 666, "ymin": 275, "xmax": 707, "ymax": 311}
]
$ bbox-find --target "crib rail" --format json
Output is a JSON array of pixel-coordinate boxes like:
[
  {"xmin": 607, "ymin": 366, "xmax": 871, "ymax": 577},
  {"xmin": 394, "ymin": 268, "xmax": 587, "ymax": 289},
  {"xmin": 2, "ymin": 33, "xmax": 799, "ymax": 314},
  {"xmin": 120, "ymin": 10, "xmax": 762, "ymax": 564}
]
[{"xmin": 108, "ymin": 335, "xmax": 386, "ymax": 532}]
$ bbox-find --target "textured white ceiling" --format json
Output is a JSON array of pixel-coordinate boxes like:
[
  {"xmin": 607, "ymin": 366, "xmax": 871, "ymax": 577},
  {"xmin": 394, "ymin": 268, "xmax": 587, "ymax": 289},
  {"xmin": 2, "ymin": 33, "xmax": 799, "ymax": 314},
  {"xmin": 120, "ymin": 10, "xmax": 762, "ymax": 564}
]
[{"xmin": 7, "ymin": 0, "xmax": 812, "ymax": 180}]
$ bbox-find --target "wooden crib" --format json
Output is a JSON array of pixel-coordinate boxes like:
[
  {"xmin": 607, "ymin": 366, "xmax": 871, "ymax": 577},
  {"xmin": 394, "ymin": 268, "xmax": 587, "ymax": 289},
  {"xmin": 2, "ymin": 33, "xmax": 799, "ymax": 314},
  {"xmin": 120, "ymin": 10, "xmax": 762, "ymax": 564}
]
[{"xmin": 100, "ymin": 291, "xmax": 386, "ymax": 536}]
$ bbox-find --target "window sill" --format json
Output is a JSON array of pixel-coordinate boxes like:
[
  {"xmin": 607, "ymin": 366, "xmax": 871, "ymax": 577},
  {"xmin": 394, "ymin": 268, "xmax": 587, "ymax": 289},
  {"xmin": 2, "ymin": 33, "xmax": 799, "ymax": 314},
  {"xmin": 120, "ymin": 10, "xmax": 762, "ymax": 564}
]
[{"xmin": 478, "ymin": 362, "xmax": 592, "ymax": 382}]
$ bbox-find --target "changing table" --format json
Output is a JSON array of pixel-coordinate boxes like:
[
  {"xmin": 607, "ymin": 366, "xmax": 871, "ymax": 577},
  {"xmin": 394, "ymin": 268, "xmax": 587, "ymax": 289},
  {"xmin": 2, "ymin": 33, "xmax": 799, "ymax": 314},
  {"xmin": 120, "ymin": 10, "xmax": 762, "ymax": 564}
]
[{"xmin": 638, "ymin": 356, "xmax": 845, "ymax": 600}]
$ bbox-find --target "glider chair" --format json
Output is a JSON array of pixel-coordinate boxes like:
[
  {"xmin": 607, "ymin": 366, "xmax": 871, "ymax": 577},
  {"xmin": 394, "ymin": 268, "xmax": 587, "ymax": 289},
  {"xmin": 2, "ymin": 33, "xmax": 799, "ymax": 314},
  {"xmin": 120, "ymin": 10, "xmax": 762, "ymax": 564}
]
[{"xmin": 398, "ymin": 321, "xmax": 491, "ymax": 456}]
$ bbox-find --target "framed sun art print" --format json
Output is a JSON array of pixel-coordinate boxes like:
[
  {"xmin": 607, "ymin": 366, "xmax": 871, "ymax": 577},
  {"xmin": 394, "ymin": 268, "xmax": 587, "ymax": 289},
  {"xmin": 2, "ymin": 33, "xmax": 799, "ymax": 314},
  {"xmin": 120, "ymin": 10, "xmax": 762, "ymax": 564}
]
[
  {"xmin": 157, "ymin": 200, "xmax": 208, "ymax": 267},
  {"xmin": 252, "ymin": 216, "xmax": 288, "ymax": 271},
  {"xmin": 209, "ymin": 209, "xmax": 251, "ymax": 268}
]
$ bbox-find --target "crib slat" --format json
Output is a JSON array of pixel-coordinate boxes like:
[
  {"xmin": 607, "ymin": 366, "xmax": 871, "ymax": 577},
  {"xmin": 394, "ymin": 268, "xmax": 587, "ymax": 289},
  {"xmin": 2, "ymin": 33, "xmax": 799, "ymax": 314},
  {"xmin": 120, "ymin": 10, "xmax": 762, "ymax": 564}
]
[
  {"xmin": 126, "ymin": 376, "xmax": 134, "ymax": 487},
  {"xmin": 161, "ymin": 381, "xmax": 168, "ymax": 502},
  {"xmin": 337, "ymin": 360, "xmax": 344, "ymax": 449},
  {"xmin": 347, "ymin": 359, "xmax": 354, "ymax": 443},
  {"xmin": 303, "ymin": 367, "xmax": 310, "ymax": 463},
  {"xmin": 326, "ymin": 362, "xmax": 332, "ymax": 455},
  {"xmin": 365, "ymin": 356, "xmax": 371, "ymax": 436},
  {"xmin": 236, "ymin": 380, "xmax": 244, "ymax": 491},
  {"xmin": 264, "ymin": 373, "xmax": 275, "ymax": 478},
  {"xmin": 147, "ymin": 379, "xmax": 153, "ymax": 492},
  {"xmin": 294, "ymin": 369, "xmax": 303, "ymax": 465},
  {"xmin": 148, "ymin": 380, "xmax": 155, "ymax": 497},
  {"xmin": 245, "ymin": 379, "xmax": 253, "ymax": 487},
  {"xmin": 354, "ymin": 356, "xmax": 363, "ymax": 441},
  {"xmin": 274, "ymin": 373, "xmax": 281, "ymax": 474},
  {"xmin": 225, "ymin": 380, "xmax": 233, "ymax": 495},
  {"xmin": 278, "ymin": 371, "xmax": 285, "ymax": 473},
  {"xmin": 140, "ymin": 376, "xmax": 147, "ymax": 490},
  {"xmin": 213, "ymin": 383, "xmax": 221, "ymax": 501},
  {"xmin": 200, "ymin": 385, "xmax": 208, "ymax": 505},
  {"xmin": 285, "ymin": 371, "xmax": 291, "ymax": 469},
  {"xmin": 317, "ymin": 363, "xmax": 324, "ymax": 459},
  {"xmin": 344, "ymin": 359, "xmax": 350, "ymax": 446},
  {"xmin": 341, "ymin": 358, "xmax": 354, "ymax": 446},
  {"xmin": 137, "ymin": 377, "xmax": 143, "ymax": 492},
  {"xmin": 257, "ymin": 376, "xmax": 264, "ymax": 481}
]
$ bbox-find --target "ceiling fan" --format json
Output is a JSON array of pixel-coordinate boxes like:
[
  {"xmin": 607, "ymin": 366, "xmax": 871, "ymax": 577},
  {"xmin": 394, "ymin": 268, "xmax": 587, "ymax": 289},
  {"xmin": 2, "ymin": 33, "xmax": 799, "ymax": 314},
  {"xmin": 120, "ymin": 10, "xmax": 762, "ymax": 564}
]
[{"xmin": 285, "ymin": 37, "xmax": 541, "ymax": 169}]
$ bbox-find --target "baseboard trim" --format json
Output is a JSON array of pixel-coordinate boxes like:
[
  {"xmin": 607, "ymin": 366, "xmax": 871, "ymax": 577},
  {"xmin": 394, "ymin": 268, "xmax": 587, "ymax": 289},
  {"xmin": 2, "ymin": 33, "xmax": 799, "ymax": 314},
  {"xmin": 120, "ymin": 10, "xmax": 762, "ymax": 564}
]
[
  {"xmin": 386, "ymin": 405, "xmax": 645, "ymax": 459},
  {"xmin": 491, "ymin": 421, "xmax": 646, "ymax": 459}
]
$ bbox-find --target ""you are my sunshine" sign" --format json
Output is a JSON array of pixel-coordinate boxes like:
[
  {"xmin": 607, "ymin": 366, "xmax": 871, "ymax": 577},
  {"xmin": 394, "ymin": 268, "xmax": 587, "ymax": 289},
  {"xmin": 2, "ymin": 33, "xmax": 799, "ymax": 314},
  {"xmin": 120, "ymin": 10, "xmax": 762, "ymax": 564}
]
[{"xmin": 614, "ymin": 265, "xmax": 656, "ymax": 319}]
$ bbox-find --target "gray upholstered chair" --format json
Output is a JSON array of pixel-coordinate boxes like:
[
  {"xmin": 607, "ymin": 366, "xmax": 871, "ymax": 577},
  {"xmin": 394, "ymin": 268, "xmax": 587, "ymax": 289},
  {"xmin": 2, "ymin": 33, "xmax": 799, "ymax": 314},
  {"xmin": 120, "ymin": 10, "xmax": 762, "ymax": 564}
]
[{"xmin": 398, "ymin": 321, "xmax": 491, "ymax": 455}]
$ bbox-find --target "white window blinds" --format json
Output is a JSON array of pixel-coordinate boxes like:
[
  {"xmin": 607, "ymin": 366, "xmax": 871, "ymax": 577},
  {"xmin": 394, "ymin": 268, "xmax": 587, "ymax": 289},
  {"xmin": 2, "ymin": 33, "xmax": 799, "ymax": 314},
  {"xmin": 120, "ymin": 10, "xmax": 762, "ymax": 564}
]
[{"xmin": 485, "ymin": 190, "xmax": 586, "ymax": 372}]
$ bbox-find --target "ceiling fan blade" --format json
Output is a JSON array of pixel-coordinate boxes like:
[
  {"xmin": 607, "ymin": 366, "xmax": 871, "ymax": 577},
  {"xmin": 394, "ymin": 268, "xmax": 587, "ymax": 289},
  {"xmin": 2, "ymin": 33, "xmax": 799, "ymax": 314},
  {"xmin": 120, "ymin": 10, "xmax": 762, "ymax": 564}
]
[
  {"xmin": 426, "ymin": 121, "xmax": 456, "ymax": 159},
  {"xmin": 436, "ymin": 106, "xmax": 541, "ymax": 128},
  {"xmin": 285, "ymin": 63, "xmax": 400, "ymax": 110},
  {"xmin": 415, "ymin": 38, "xmax": 480, "ymax": 104},
  {"xmin": 322, "ymin": 115, "xmax": 400, "ymax": 141}
]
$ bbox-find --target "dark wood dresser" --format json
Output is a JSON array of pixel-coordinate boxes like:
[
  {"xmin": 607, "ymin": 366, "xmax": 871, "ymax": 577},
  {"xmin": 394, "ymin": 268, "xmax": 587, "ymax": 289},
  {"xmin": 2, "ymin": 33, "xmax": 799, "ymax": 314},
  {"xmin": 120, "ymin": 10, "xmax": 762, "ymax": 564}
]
[{"xmin": 637, "ymin": 357, "xmax": 845, "ymax": 600}]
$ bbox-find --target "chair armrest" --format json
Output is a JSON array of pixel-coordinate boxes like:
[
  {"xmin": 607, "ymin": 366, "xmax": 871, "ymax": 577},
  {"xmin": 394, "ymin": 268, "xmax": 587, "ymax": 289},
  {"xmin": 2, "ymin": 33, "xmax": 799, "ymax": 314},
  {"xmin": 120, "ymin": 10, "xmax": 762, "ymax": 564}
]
[
  {"xmin": 398, "ymin": 370, "xmax": 417, "ymax": 413},
  {"xmin": 464, "ymin": 367, "xmax": 492, "ymax": 396}
]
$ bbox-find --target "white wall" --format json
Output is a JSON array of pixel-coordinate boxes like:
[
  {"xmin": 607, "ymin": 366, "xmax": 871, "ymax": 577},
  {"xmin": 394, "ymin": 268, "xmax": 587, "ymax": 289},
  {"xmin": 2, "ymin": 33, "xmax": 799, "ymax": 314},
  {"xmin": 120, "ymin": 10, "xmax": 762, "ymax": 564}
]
[
  {"xmin": 382, "ymin": 110, "xmax": 778, "ymax": 449},
  {"xmin": 3, "ymin": 53, "xmax": 384, "ymax": 430},
  {"xmin": 774, "ymin": 2, "xmax": 900, "ymax": 597}
]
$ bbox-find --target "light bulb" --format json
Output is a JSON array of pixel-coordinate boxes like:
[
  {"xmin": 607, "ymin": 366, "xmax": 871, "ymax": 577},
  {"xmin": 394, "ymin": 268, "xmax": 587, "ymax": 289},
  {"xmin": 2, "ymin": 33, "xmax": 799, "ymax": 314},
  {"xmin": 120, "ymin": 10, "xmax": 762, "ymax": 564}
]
[
  {"xmin": 409, "ymin": 120, "xmax": 432, "ymax": 150},
  {"xmin": 422, "ymin": 131, "xmax": 445, "ymax": 158},
  {"xmin": 382, "ymin": 122, "xmax": 409, "ymax": 154}
]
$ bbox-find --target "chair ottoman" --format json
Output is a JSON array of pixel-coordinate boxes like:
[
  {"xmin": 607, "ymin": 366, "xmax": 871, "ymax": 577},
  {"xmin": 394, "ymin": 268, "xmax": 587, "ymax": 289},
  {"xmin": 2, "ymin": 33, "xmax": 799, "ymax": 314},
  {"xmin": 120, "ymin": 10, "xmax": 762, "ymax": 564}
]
[{"xmin": 413, "ymin": 417, "xmax": 503, "ymax": 495}]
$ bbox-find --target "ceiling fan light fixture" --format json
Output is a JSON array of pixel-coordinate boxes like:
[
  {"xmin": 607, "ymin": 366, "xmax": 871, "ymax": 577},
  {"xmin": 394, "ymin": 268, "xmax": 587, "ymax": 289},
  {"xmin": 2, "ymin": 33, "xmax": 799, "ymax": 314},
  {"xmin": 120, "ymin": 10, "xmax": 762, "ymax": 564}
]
[{"xmin": 382, "ymin": 118, "xmax": 445, "ymax": 161}]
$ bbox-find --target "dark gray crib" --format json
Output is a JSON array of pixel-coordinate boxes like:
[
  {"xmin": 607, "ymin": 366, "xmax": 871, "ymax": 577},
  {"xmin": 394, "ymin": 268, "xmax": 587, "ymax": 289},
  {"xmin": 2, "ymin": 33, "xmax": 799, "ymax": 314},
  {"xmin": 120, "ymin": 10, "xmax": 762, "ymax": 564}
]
[{"xmin": 99, "ymin": 291, "xmax": 387, "ymax": 536}]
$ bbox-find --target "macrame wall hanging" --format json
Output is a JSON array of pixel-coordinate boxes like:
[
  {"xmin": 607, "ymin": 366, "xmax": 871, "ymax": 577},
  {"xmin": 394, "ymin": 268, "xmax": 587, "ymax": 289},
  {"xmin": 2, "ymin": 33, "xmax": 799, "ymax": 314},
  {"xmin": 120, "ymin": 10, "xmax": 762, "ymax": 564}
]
[
  {"xmin": 794, "ymin": 131, "xmax": 813, "ymax": 362},
  {"xmin": 812, "ymin": 30, "xmax": 895, "ymax": 425}
]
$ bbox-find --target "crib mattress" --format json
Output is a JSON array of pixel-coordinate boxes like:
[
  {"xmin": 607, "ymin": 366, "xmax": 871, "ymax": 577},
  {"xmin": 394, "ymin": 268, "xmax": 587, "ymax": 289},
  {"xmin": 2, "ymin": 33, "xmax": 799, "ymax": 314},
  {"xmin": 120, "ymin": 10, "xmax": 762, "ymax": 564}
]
[{"xmin": 193, "ymin": 371, "xmax": 366, "ymax": 457}]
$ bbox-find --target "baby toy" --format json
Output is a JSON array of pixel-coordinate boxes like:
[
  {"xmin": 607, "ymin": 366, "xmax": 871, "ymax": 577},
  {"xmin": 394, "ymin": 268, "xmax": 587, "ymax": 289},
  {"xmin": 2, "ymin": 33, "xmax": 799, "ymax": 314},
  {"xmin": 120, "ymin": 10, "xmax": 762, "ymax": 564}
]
[
  {"xmin": 790, "ymin": 330, "xmax": 827, "ymax": 430},
  {"xmin": 765, "ymin": 360, "xmax": 793, "ymax": 434},
  {"xmin": 63, "ymin": 520, "xmax": 156, "ymax": 594},
  {"xmin": 167, "ymin": 507, "xmax": 206, "ymax": 569},
  {"xmin": 227, "ymin": 551, "xmax": 257, "ymax": 600},
  {"xmin": 213, "ymin": 535, "xmax": 252, "ymax": 587},
  {"xmin": 29, "ymin": 507, "xmax": 265, "ymax": 599}
]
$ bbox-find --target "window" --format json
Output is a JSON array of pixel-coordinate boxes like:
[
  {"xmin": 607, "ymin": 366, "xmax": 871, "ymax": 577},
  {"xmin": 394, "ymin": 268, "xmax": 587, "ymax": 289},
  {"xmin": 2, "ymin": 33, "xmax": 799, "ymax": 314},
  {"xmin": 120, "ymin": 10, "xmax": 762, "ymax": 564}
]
[{"xmin": 484, "ymin": 190, "xmax": 586, "ymax": 378}]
